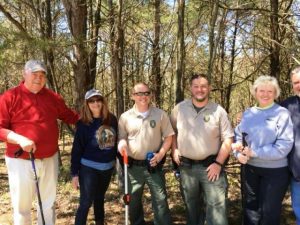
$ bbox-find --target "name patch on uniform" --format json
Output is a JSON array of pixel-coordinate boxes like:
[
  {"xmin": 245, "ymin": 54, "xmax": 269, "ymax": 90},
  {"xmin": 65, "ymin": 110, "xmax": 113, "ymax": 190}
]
[
  {"xmin": 150, "ymin": 120, "xmax": 156, "ymax": 128},
  {"xmin": 203, "ymin": 114, "xmax": 210, "ymax": 122}
]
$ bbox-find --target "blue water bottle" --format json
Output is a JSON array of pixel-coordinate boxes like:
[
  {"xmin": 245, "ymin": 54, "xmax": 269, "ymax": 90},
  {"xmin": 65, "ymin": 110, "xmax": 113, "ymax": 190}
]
[{"xmin": 146, "ymin": 152, "xmax": 155, "ymax": 173}]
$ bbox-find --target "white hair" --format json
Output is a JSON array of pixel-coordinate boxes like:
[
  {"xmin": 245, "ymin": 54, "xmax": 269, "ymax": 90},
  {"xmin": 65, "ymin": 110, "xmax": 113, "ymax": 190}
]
[
  {"xmin": 250, "ymin": 75, "xmax": 281, "ymax": 99},
  {"xmin": 290, "ymin": 66, "xmax": 300, "ymax": 78}
]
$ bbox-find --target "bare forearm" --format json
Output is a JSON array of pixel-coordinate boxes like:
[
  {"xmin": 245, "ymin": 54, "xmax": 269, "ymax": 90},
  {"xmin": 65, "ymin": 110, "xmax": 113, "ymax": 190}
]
[
  {"xmin": 151, "ymin": 135, "xmax": 173, "ymax": 165},
  {"xmin": 171, "ymin": 134, "xmax": 178, "ymax": 152},
  {"xmin": 216, "ymin": 137, "xmax": 233, "ymax": 164},
  {"xmin": 160, "ymin": 135, "xmax": 173, "ymax": 155},
  {"xmin": 171, "ymin": 134, "xmax": 181, "ymax": 165}
]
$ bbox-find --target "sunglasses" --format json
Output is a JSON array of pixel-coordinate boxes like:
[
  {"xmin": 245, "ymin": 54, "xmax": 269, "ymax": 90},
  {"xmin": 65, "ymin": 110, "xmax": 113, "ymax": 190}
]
[
  {"xmin": 87, "ymin": 98, "xmax": 102, "ymax": 103},
  {"xmin": 133, "ymin": 91, "xmax": 151, "ymax": 96}
]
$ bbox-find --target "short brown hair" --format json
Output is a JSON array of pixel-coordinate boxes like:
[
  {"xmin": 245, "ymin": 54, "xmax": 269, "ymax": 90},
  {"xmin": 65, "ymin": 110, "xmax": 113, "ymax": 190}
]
[
  {"xmin": 189, "ymin": 73, "xmax": 210, "ymax": 85},
  {"xmin": 131, "ymin": 82, "xmax": 151, "ymax": 94}
]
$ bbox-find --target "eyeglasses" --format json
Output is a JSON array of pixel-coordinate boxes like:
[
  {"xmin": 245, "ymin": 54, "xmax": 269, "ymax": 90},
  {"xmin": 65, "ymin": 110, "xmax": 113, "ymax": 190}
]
[
  {"xmin": 87, "ymin": 98, "xmax": 102, "ymax": 103},
  {"xmin": 133, "ymin": 91, "xmax": 151, "ymax": 96}
]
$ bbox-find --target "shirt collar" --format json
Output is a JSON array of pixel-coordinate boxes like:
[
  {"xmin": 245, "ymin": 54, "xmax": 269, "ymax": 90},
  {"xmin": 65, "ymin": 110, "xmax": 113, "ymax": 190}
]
[
  {"xmin": 255, "ymin": 102, "xmax": 275, "ymax": 110},
  {"xmin": 132, "ymin": 104, "xmax": 152, "ymax": 118},
  {"xmin": 187, "ymin": 99, "xmax": 213, "ymax": 111}
]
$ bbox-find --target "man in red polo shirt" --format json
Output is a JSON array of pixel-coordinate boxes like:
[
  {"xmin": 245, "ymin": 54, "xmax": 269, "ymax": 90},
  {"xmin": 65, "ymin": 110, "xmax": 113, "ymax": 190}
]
[{"xmin": 0, "ymin": 60, "xmax": 79, "ymax": 225}]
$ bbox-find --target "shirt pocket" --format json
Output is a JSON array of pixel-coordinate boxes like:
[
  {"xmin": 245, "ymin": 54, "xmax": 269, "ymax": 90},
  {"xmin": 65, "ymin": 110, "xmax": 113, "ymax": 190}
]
[{"xmin": 203, "ymin": 115, "xmax": 219, "ymax": 137}]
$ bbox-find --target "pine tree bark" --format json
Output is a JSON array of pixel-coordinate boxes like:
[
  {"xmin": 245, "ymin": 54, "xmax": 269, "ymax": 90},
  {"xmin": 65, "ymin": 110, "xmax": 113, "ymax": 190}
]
[{"xmin": 175, "ymin": 0, "xmax": 185, "ymax": 105}]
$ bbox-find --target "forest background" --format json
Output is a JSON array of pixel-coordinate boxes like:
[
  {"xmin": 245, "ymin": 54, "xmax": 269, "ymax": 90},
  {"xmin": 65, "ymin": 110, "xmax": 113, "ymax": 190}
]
[{"xmin": 0, "ymin": 0, "xmax": 299, "ymax": 224}]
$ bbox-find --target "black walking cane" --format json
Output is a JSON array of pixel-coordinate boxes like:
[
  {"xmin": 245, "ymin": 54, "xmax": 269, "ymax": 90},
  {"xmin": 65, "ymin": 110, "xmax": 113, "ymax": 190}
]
[
  {"xmin": 15, "ymin": 149, "xmax": 46, "ymax": 225},
  {"xmin": 29, "ymin": 152, "xmax": 46, "ymax": 225},
  {"xmin": 241, "ymin": 132, "xmax": 248, "ymax": 221}
]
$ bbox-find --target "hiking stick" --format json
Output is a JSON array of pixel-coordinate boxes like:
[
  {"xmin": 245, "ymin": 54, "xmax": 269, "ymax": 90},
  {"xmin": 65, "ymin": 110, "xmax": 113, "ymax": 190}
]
[
  {"xmin": 29, "ymin": 152, "xmax": 46, "ymax": 225},
  {"xmin": 122, "ymin": 148, "xmax": 130, "ymax": 225},
  {"xmin": 241, "ymin": 132, "xmax": 248, "ymax": 221}
]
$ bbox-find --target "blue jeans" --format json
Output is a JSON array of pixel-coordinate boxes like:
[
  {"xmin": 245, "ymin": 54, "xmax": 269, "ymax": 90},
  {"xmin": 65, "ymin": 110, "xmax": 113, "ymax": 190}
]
[
  {"xmin": 180, "ymin": 163, "xmax": 228, "ymax": 225},
  {"xmin": 291, "ymin": 177, "xmax": 300, "ymax": 225},
  {"xmin": 243, "ymin": 165, "xmax": 289, "ymax": 225},
  {"xmin": 75, "ymin": 165, "xmax": 113, "ymax": 225}
]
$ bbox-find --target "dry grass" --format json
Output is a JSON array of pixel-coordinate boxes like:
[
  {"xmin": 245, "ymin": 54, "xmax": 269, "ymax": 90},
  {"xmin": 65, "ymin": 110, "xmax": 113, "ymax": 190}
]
[{"xmin": 0, "ymin": 140, "xmax": 296, "ymax": 225}]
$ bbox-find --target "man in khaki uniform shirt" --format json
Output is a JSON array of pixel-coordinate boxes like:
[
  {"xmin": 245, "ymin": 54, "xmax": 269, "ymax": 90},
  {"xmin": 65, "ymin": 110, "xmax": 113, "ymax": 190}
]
[
  {"xmin": 118, "ymin": 82, "xmax": 174, "ymax": 225},
  {"xmin": 171, "ymin": 74, "xmax": 234, "ymax": 225}
]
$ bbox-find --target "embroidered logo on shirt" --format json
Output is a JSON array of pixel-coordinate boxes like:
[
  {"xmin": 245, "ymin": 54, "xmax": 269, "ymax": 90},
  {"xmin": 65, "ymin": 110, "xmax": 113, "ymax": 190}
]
[
  {"xmin": 203, "ymin": 114, "xmax": 210, "ymax": 122},
  {"xmin": 96, "ymin": 125, "xmax": 116, "ymax": 149},
  {"xmin": 150, "ymin": 120, "xmax": 156, "ymax": 128}
]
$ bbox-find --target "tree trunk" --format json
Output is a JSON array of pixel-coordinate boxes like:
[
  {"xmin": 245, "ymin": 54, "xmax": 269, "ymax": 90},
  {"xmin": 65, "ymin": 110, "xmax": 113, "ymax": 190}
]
[
  {"xmin": 270, "ymin": 0, "xmax": 280, "ymax": 79},
  {"xmin": 116, "ymin": 0, "xmax": 125, "ymax": 116},
  {"xmin": 108, "ymin": 0, "xmax": 125, "ymax": 117},
  {"xmin": 62, "ymin": 0, "xmax": 92, "ymax": 111},
  {"xmin": 207, "ymin": 0, "xmax": 219, "ymax": 83},
  {"xmin": 174, "ymin": 0, "xmax": 185, "ymax": 105},
  {"xmin": 226, "ymin": 11, "xmax": 239, "ymax": 112},
  {"xmin": 89, "ymin": 0, "xmax": 101, "ymax": 86},
  {"xmin": 220, "ymin": 30, "xmax": 225, "ymax": 107},
  {"xmin": 151, "ymin": 0, "xmax": 161, "ymax": 107},
  {"xmin": 42, "ymin": 0, "xmax": 58, "ymax": 93}
]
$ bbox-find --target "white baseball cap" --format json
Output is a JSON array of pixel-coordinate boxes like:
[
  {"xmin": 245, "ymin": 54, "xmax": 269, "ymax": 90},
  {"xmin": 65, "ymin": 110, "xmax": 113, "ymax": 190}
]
[{"xmin": 85, "ymin": 89, "xmax": 103, "ymax": 100}]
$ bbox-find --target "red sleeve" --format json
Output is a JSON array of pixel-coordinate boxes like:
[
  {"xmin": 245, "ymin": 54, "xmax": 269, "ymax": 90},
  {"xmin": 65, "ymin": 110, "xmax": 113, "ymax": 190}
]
[
  {"xmin": 0, "ymin": 90, "xmax": 14, "ymax": 141},
  {"xmin": 55, "ymin": 93, "xmax": 80, "ymax": 124}
]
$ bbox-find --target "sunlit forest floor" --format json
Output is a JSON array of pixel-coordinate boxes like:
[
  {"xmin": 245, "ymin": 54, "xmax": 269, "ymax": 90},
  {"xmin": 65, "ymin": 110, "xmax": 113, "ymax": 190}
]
[{"xmin": 0, "ymin": 140, "xmax": 296, "ymax": 225}]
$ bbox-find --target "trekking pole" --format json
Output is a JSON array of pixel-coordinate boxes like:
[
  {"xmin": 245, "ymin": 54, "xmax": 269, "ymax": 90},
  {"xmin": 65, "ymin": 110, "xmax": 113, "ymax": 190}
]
[
  {"xmin": 29, "ymin": 152, "xmax": 46, "ymax": 225},
  {"xmin": 122, "ymin": 148, "xmax": 130, "ymax": 225},
  {"xmin": 241, "ymin": 132, "xmax": 248, "ymax": 221},
  {"xmin": 14, "ymin": 149, "xmax": 45, "ymax": 225}
]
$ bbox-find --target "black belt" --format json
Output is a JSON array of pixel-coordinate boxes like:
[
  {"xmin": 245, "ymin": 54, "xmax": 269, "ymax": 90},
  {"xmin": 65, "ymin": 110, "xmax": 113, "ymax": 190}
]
[
  {"xmin": 180, "ymin": 155, "xmax": 216, "ymax": 167},
  {"xmin": 129, "ymin": 157, "xmax": 147, "ymax": 167}
]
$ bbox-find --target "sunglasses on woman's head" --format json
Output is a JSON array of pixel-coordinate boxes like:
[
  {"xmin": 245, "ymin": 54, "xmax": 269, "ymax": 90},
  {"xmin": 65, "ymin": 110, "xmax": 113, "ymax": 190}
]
[{"xmin": 133, "ymin": 91, "xmax": 151, "ymax": 96}]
